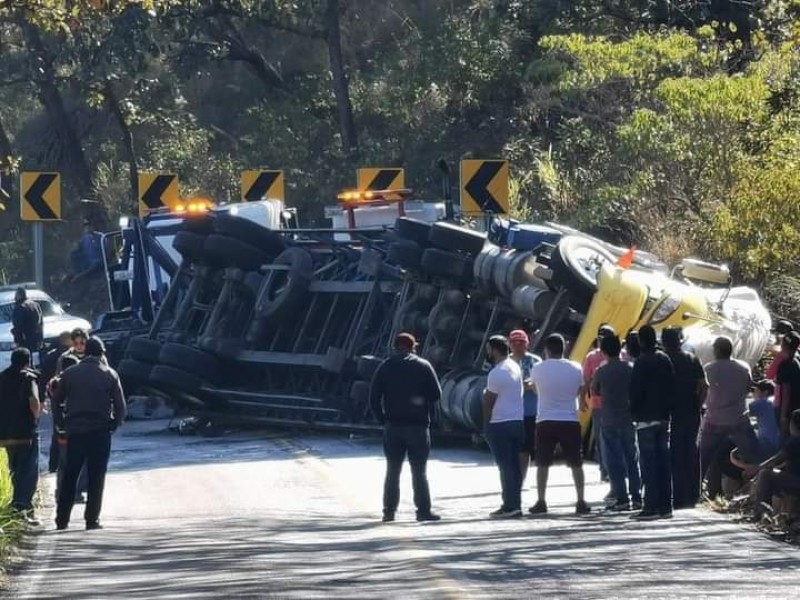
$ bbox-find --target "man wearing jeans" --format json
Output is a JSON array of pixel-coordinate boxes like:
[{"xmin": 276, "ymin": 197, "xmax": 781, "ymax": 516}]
[
  {"xmin": 698, "ymin": 336, "xmax": 760, "ymax": 500},
  {"xmin": 370, "ymin": 333, "xmax": 442, "ymax": 523},
  {"xmin": 591, "ymin": 334, "xmax": 642, "ymax": 511},
  {"xmin": 630, "ymin": 325, "xmax": 675, "ymax": 520},
  {"xmin": 0, "ymin": 348, "xmax": 43, "ymax": 525},
  {"xmin": 482, "ymin": 335, "xmax": 524, "ymax": 519}
]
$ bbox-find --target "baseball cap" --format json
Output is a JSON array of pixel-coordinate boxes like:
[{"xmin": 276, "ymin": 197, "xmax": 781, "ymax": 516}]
[
  {"xmin": 772, "ymin": 320, "xmax": 795, "ymax": 335},
  {"xmin": 509, "ymin": 329, "xmax": 529, "ymax": 344}
]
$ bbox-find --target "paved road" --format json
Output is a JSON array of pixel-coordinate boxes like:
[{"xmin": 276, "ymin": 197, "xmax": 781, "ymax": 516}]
[{"xmin": 9, "ymin": 420, "xmax": 800, "ymax": 599}]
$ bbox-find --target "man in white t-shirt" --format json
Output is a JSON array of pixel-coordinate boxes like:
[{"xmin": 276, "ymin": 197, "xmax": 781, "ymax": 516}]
[
  {"xmin": 529, "ymin": 334, "xmax": 591, "ymax": 515},
  {"xmin": 482, "ymin": 335, "xmax": 524, "ymax": 519}
]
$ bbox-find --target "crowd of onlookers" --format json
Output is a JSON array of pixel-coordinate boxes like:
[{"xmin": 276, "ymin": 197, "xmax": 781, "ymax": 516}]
[{"xmin": 370, "ymin": 319, "xmax": 800, "ymax": 522}]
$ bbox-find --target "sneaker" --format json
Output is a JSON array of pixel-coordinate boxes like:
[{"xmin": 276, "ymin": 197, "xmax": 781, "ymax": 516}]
[
  {"xmin": 659, "ymin": 511, "xmax": 673, "ymax": 520},
  {"xmin": 603, "ymin": 491, "xmax": 617, "ymax": 507},
  {"xmin": 416, "ymin": 512, "xmax": 442, "ymax": 522},
  {"xmin": 86, "ymin": 522, "xmax": 103, "ymax": 531},
  {"xmin": 631, "ymin": 498, "xmax": 643, "ymax": 511},
  {"xmin": 631, "ymin": 511, "xmax": 660, "ymax": 521},
  {"xmin": 490, "ymin": 507, "xmax": 523, "ymax": 519},
  {"xmin": 607, "ymin": 501, "xmax": 631, "ymax": 512},
  {"xmin": 382, "ymin": 513, "xmax": 395, "ymax": 523},
  {"xmin": 575, "ymin": 500, "xmax": 592, "ymax": 515},
  {"xmin": 24, "ymin": 514, "xmax": 41, "ymax": 527},
  {"xmin": 528, "ymin": 500, "xmax": 548, "ymax": 515}
]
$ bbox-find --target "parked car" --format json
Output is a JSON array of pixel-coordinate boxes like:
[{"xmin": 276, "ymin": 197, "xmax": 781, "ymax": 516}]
[{"xmin": 0, "ymin": 284, "xmax": 92, "ymax": 370}]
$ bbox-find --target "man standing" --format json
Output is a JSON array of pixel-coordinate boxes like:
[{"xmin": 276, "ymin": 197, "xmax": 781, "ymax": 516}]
[
  {"xmin": 53, "ymin": 337, "xmax": 126, "ymax": 531},
  {"xmin": 698, "ymin": 336, "xmax": 760, "ymax": 500},
  {"xmin": 630, "ymin": 325, "xmax": 675, "ymax": 520},
  {"xmin": 11, "ymin": 288, "xmax": 43, "ymax": 359},
  {"xmin": 42, "ymin": 331, "xmax": 72, "ymax": 473},
  {"xmin": 591, "ymin": 335, "xmax": 641, "ymax": 511},
  {"xmin": 662, "ymin": 327, "xmax": 708, "ymax": 509},
  {"xmin": 529, "ymin": 334, "xmax": 591, "ymax": 515},
  {"xmin": 483, "ymin": 335, "xmax": 525, "ymax": 519},
  {"xmin": 56, "ymin": 328, "xmax": 88, "ymax": 374},
  {"xmin": 777, "ymin": 332, "xmax": 800, "ymax": 438},
  {"xmin": 508, "ymin": 329, "xmax": 541, "ymax": 485},
  {"xmin": 369, "ymin": 333, "xmax": 442, "ymax": 523},
  {"xmin": 0, "ymin": 348, "xmax": 42, "ymax": 525},
  {"xmin": 583, "ymin": 325, "xmax": 617, "ymax": 497}
]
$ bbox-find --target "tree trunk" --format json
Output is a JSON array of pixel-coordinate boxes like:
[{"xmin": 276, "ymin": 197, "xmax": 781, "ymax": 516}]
[
  {"xmin": 18, "ymin": 19, "xmax": 96, "ymax": 202},
  {"xmin": 0, "ymin": 112, "xmax": 14, "ymax": 208},
  {"xmin": 104, "ymin": 80, "xmax": 139, "ymax": 216},
  {"xmin": 324, "ymin": 0, "xmax": 358, "ymax": 155}
]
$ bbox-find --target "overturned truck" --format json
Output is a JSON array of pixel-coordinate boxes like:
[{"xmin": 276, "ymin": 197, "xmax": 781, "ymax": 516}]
[{"xmin": 108, "ymin": 199, "xmax": 772, "ymax": 435}]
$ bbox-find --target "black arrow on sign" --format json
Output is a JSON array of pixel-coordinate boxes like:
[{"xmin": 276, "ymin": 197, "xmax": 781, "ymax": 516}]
[
  {"xmin": 367, "ymin": 169, "xmax": 401, "ymax": 191},
  {"xmin": 142, "ymin": 175, "xmax": 175, "ymax": 209},
  {"xmin": 245, "ymin": 172, "xmax": 280, "ymax": 201},
  {"xmin": 464, "ymin": 161, "xmax": 505, "ymax": 213},
  {"xmin": 24, "ymin": 173, "xmax": 58, "ymax": 219}
]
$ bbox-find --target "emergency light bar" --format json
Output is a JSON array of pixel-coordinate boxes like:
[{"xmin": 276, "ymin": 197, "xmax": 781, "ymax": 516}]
[{"xmin": 336, "ymin": 189, "xmax": 413, "ymax": 204}]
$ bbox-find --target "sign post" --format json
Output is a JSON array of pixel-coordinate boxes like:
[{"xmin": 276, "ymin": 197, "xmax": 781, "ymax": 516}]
[{"xmin": 20, "ymin": 171, "xmax": 62, "ymax": 288}]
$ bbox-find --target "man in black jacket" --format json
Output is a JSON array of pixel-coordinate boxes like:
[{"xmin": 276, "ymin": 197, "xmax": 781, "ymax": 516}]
[
  {"xmin": 662, "ymin": 327, "xmax": 708, "ymax": 509},
  {"xmin": 630, "ymin": 325, "xmax": 676, "ymax": 520},
  {"xmin": 53, "ymin": 337, "xmax": 126, "ymax": 531},
  {"xmin": 0, "ymin": 348, "xmax": 43, "ymax": 525},
  {"xmin": 11, "ymin": 288, "xmax": 43, "ymax": 357},
  {"xmin": 370, "ymin": 333, "xmax": 442, "ymax": 522}
]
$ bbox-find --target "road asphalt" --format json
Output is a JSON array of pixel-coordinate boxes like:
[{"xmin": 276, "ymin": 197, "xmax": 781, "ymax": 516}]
[{"xmin": 8, "ymin": 419, "xmax": 800, "ymax": 599}]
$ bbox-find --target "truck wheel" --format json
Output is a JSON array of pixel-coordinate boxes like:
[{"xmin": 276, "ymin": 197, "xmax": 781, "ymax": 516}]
[
  {"xmin": 387, "ymin": 240, "xmax": 423, "ymax": 270},
  {"xmin": 549, "ymin": 235, "xmax": 615, "ymax": 313},
  {"xmin": 356, "ymin": 355, "xmax": 383, "ymax": 382},
  {"xmin": 159, "ymin": 343, "xmax": 221, "ymax": 380},
  {"xmin": 174, "ymin": 231, "xmax": 207, "ymax": 262},
  {"xmin": 149, "ymin": 365, "xmax": 202, "ymax": 394},
  {"xmin": 127, "ymin": 337, "xmax": 161, "ymax": 364},
  {"xmin": 395, "ymin": 217, "xmax": 432, "ymax": 247},
  {"xmin": 428, "ymin": 222, "xmax": 486, "ymax": 256},
  {"xmin": 118, "ymin": 359, "xmax": 153, "ymax": 383},
  {"xmin": 213, "ymin": 213, "xmax": 286, "ymax": 257},
  {"xmin": 203, "ymin": 234, "xmax": 270, "ymax": 271},
  {"xmin": 255, "ymin": 247, "xmax": 313, "ymax": 321},
  {"xmin": 421, "ymin": 248, "xmax": 474, "ymax": 287}
]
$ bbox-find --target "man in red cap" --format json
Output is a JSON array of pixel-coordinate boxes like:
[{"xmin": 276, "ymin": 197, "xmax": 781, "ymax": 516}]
[
  {"xmin": 370, "ymin": 333, "xmax": 442, "ymax": 522},
  {"xmin": 509, "ymin": 329, "xmax": 541, "ymax": 485}
]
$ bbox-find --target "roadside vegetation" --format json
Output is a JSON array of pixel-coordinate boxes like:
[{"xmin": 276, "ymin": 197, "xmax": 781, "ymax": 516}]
[
  {"xmin": 0, "ymin": 454, "xmax": 25, "ymax": 585},
  {"xmin": 0, "ymin": 1, "xmax": 796, "ymax": 297}
]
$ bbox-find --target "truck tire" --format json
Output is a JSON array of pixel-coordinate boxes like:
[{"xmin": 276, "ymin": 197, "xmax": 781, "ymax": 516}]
[
  {"xmin": 118, "ymin": 359, "xmax": 153, "ymax": 383},
  {"xmin": 395, "ymin": 217, "xmax": 432, "ymax": 247},
  {"xmin": 420, "ymin": 248, "xmax": 474, "ymax": 286},
  {"xmin": 127, "ymin": 337, "xmax": 161, "ymax": 364},
  {"xmin": 356, "ymin": 355, "xmax": 383, "ymax": 382},
  {"xmin": 149, "ymin": 365, "xmax": 202, "ymax": 394},
  {"xmin": 159, "ymin": 343, "xmax": 221, "ymax": 380},
  {"xmin": 387, "ymin": 240, "xmax": 423, "ymax": 270},
  {"xmin": 255, "ymin": 247, "xmax": 313, "ymax": 321},
  {"xmin": 174, "ymin": 231, "xmax": 207, "ymax": 262},
  {"xmin": 550, "ymin": 236, "xmax": 615, "ymax": 313},
  {"xmin": 203, "ymin": 234, "xmax": 270, "ymax": 271},
  {"xmin": 214, "ymin": 213, "xmax": 286, "ymax": 257},
  {"xmin": 428, "ymin": 222, "xmax": 486, "ymax": 256}
]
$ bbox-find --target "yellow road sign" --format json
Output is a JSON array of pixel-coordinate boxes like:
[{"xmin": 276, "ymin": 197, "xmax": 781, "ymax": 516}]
[
  {"xmin": 20, "ymin": 172, "xmax": 61, "ymax": 221},
  {"xmin": 357, "ymin": 168, "xmax": 405, "ymax": 191},
  {"xmin": 242, "ymin": 170, "xmax": 285, "ymax": 202},
  {"xmin": 460, "ymin": 160, "xmax": 509, "ymax": 215},
  {"xmin": 138, "ymin": 173, "xmax": 180, "ymax": 217}
]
